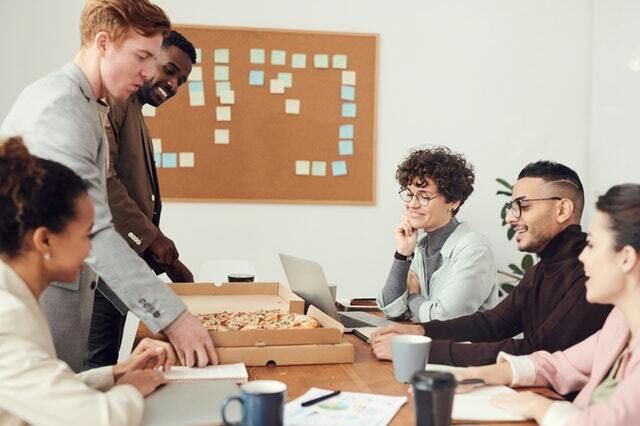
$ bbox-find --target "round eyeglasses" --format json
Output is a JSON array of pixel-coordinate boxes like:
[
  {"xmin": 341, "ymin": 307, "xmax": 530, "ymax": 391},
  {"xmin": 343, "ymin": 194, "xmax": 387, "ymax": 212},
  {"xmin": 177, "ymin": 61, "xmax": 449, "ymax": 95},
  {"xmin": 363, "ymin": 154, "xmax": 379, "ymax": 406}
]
[{"xmin": 398, "ymin": 188, "xmax": 441, "ymax": 207}]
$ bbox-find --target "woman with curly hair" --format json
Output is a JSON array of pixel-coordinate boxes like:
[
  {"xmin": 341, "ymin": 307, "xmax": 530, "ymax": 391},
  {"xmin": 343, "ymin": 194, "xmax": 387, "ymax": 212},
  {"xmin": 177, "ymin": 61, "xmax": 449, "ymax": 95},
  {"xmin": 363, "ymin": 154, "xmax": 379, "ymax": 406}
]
[{"xmin": 377, "ymin": 146, "xmax": 498, "ymax": 323}]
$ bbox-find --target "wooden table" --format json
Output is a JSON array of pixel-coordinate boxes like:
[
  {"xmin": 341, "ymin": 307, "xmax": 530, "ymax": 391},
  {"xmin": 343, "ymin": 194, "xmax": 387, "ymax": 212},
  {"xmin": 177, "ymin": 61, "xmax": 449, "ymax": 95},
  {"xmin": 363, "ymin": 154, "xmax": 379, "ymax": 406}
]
[{"xmin": 248, "ymin": 333, "xmax": 547, "ymax": 425}]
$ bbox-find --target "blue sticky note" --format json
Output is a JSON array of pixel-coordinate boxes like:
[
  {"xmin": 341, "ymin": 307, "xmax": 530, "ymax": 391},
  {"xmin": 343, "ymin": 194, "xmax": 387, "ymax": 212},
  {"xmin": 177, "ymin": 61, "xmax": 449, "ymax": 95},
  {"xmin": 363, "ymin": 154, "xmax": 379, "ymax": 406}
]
[
  {"xmin": 249, "ymin": 70, "xmax": 264, "ymax": 86},
  {"xmin": 341, "ymin": 85, "xmax": 355, "ymax": 101},
  {"xmin": 338, "ymin": 140, "xmax": 354, "ymax": 156},
  {"xmin": 189, "ymin": 81, "xmax": 204, "ymax": 92},
  {"xmin": 339, "ymin": 124, "xmax": 354, "ymax": 139},
  {"xmin": 342, "ymin": 103, "xmax": 357, "ymax": 118},
  {"xmin": 332, "ymin": 160, "xmax": 348, "ymax": 176},
  {"xmin": 162, "ymin": 153, "xmax": 177, "ymax": 168},
  {"xmin": 154, "ymin": 152, "xmax": 162, "ymax": 167}
]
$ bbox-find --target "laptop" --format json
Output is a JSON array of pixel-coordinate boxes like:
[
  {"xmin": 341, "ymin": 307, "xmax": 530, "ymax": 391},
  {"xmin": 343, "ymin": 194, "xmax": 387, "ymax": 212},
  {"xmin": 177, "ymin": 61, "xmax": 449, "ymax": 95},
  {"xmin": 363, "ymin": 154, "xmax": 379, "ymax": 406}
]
[{"xmin": 279, "ymin": 253, "xmax": 392, "ymax": 332}]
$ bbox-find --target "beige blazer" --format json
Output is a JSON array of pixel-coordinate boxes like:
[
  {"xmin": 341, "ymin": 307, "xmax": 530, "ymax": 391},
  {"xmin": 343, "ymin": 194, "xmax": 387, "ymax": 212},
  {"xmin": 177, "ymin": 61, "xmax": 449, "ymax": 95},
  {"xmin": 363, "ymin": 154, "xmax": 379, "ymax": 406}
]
[{"xmin": 0, "ymin": 260, "xmax": 143, "ymax": 426}]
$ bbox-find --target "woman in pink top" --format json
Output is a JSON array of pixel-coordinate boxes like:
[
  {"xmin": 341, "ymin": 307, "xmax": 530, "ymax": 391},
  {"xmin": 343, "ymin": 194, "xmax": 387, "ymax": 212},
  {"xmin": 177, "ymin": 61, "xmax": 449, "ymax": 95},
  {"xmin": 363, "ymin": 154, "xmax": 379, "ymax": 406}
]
[{"xmin": 455, "ymin": 183, "xmax": 640, "ymax": 426}]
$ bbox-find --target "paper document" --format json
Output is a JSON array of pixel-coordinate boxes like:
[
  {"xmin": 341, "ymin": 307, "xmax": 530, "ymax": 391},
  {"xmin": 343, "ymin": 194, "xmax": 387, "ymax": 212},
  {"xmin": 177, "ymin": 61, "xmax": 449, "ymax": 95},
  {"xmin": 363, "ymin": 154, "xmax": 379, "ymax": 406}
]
[
  {"xmin": 163, "ymin": 363, "xmax": 248, "ymax": 383},
  {"xmin": 285, "ymin": 387, "xmax": 406, "ymax": 426},
  {"xmin": 453, "ymin": 385, "xmax": 526, "ymax": 422}
]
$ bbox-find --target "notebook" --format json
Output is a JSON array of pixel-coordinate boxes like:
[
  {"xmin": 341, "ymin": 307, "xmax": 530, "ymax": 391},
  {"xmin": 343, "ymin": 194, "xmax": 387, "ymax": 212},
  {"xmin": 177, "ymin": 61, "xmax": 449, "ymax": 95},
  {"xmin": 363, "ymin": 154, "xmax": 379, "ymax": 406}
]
[{"xmin": 163, "ymin": 363, "xmax": 248, "ymax": 383}]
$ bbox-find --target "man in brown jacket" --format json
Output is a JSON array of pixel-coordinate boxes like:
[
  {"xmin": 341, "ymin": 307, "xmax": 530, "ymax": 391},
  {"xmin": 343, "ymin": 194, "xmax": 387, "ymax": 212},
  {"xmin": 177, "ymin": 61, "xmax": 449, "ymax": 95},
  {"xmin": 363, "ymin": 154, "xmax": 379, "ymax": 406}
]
[
  {"xmin": 86, "ymin": 31, "xmax": 197, "ymax": 367},
  {"xmin": 371, "ymin": 161, "xmax": 612, "ymax": 367}
]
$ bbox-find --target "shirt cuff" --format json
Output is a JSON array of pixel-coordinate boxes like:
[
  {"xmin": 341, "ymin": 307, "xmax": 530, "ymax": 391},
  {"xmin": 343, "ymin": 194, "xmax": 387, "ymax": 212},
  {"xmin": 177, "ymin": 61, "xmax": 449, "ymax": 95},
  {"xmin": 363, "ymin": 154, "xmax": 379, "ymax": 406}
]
[
  {"xmin": 497, "ymin": 351, "xmax": 536, "ymax": 387},
  {"xmin": 408, "ymin": 293, "xmax": 427, "ymax": 317},
  {"xmin": 541, "ymin": 401, "xmax": 578, "ymax": 426}
]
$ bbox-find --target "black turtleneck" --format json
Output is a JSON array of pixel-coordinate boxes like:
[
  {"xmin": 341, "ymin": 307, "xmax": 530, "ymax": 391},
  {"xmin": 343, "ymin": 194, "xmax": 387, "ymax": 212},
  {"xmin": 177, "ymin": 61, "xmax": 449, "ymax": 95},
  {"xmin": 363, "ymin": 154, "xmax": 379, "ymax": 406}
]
[{"xmin": 422, "ymin": 224, "xmax": 613, "ymax": 367}]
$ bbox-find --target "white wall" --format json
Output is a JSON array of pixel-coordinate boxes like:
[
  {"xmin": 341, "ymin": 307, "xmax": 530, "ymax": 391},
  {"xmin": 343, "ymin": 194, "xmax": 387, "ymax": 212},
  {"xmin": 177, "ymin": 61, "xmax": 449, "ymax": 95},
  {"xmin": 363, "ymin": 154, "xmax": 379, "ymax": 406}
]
[{"xmin": 1, "ymin": 1, "xmax": 599, "ymax": 298}]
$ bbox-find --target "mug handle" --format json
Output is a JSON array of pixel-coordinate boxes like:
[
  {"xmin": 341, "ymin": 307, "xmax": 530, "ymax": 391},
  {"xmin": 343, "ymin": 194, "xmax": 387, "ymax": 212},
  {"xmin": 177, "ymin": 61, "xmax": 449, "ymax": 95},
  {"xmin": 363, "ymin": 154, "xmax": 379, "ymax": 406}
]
[{"xmin": 220, "ymin": 396, "xmax": 244, "ymax": 426}]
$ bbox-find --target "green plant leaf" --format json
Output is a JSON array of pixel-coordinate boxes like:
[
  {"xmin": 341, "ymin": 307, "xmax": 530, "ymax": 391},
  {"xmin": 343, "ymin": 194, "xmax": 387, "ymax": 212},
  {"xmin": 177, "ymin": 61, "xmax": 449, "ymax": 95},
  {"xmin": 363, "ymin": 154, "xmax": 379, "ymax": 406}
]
[
  {"xmin": 507, "ymin": 227, "xmax": 515, "ymax": 240},
  {"xmin": 502, "ymin": 219, "xmax": 507, "ymax": 226},
  {"xmin": 496, "ymin": 190, "xmax": 512, "ymax": 197},
  {"xmin": 500, "ymin": 204, "xmax": 508, "ymax": 219},
  {"xmin": 496, "ymin": 178, "xmax": 513, "ymax": 191},
  {"xmin": 521, "ymin": 254, "xmax": 534, "ymax": 270},
  {"xmin": 508, "ymin": 263, "xmax": 523, "ymax": 275},
  {"xmin": 500, "ymin": 283, "xmax": 516, "ymax": 294}
]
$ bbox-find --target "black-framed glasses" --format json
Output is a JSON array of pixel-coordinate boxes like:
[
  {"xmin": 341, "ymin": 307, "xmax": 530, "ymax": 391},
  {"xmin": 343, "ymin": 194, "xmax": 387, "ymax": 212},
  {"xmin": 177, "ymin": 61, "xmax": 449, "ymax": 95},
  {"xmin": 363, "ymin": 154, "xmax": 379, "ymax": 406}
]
[
  {"xmin": 399, "ymin": 188, "xmax": 441, "ymax": 207},
  {"xmin": 504, "ymin": 196, "xmax": 562, "ymax": 219}
]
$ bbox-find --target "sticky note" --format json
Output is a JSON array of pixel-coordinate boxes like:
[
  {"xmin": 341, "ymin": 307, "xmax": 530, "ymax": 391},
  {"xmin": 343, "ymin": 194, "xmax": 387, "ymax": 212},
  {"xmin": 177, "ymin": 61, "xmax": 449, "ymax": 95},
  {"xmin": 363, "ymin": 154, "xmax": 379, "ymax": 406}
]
[
  {"xmin": 285, "ymin": 99, "xmax": 300, "ymax": 114},
  {"xmin": 332, "ymin": 160, "xmax": 348, "ymax": 176},
  {"xmin": 249, "ymin": 70, "xmax": 264, "ymax": 86},
  {"xmin": 215, "ymin": 81, "xmax": 231, "ymax": 96},
  {"xmin": 338, "ymin": 140, "xmax": 354, "ymax": 156},
  {"xmin": 342, "ymin": 103, "xmax": 357, "ymax": 118},
  {"xmin": 333, "ymin": 54, "xmax": 348, "ymax": 69},
  {"xmin": 342, "ymin": 70, "xmax": 356, "ymax": 85},
  {"xmin": 311, "ymin": 161, "xmax": 326, "ymax": 176},
  {"xmin": 216, "ymin": 106, "xmax": 231, "ymax": 121},
  {"xmin": 154, "ymin": 152, "xmax": 161, "ymax": 167},
  {"xmin": 214, "ymin": 129, "xmax": 229, "ymax": 144},
  {"xmin": 188, "ymin": 81, "xmax": 205, "ymax": 106},
  {"xmin": 151, "ymin": 138, "xmax": 162, "ymax": 153},
  {"xmin": 292, "ymin": 53, "xmax": 307, "ymax": 69},
  {"xmin": 295, "ymin": 160, "xmax": 310, "ymax": 175},
  {"xmin": 195, "ymin": 48, "xmax": 202, "ymax": 64},
  {"xmin": 314, "ymin": 54, "xmax": 329, "ymax": 69},
  {"xmin": 277, "ymin": 72, "xmax": 293, "ymax": 88},
  {"xmin": 188, "ymin": 66, "xmax": 203, "ymax": 81},
  {"xmin": 141, "ymin": 104, "xmax": 156, "ymax": 117},
  {"xmin": 214, "ymin": 66, "xmax": 229, "ymax": 81},
  {"xmin": 179, "ymin": 152, "xmax": 195, "ymax": 168},
  {"xmin": 270, "ymin": 79, "xmax": 285, "ymax": 94},
  {"xmin": 250, "ymin": 48, "xmax": 265, "ymax": 64},
  {"xmin": 219, "ymin": 90, "xmax": 235, "ymax": 105},
  {"xmin": 161, "ymin": 153, "xmax": 177, "ymax": 168},
  {"xmin": 341, "ymin": 85, "xmax": 355, "ymax": 101},
  {"xmin": 339, "ymin": 124, "xmax": 354, "ymax": 139},
  {"xmin": 271, "ymin": 50, "xmax": 286, "ymax": 66},
  {"xmin": 214, "ymin": 48, "xmax": 229, "ymax": 63}
]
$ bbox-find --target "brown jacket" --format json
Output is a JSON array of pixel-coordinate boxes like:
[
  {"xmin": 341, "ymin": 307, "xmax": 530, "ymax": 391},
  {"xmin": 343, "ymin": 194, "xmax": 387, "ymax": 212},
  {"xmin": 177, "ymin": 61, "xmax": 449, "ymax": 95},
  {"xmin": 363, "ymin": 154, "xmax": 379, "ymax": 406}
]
[
  {"xmin": 106, "ymin": 94, "xmax": 161, "ymax": 255},
  {"xmin": 423, "ymin": 225, "xmax": 613, "ymax": 367}
]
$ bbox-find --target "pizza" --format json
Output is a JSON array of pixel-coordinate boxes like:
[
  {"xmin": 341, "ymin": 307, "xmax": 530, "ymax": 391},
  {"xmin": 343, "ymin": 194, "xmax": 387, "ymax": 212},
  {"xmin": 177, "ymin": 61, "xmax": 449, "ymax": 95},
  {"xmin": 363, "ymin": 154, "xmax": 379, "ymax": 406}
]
[{"xmin": 197, "ymin": 309, "xmax": 321, "ymax": 332}]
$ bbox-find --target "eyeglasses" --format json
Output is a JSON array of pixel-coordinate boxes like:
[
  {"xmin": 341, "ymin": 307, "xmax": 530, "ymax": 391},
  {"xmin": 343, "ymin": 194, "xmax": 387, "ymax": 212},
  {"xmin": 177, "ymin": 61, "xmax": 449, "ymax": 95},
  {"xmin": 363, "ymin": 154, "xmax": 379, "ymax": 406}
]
[
  {"xmin": 504, "ymin": 196, "xmax": 562, "ymax": 219},
  {"xmin": 399, "ymin": 188, "xmax": 441, "ymax": 207}
]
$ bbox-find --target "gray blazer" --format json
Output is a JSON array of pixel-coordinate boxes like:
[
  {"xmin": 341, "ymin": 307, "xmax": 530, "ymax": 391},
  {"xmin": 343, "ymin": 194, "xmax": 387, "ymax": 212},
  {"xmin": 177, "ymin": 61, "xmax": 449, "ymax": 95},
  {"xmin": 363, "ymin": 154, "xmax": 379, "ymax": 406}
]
[{"xmin": 0, "ymin": 63, "xmax": 186, "ymax": 371}]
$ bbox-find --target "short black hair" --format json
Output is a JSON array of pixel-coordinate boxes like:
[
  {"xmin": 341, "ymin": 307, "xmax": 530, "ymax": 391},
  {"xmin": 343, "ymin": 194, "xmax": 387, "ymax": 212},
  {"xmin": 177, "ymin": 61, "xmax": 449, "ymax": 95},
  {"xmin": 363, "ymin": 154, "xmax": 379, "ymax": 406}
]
[
  {"xmin": 0, "ymin": 137, "xmax": 88, "ymax": 257},
  {"xmin": 518, "ymin": 160, "xmax": 584, "ymax": 219},
  {"xmin": 596, "ymin": 184, "xmax": 640, "ymax": 252},
  {"xmin": 162, "ymin": 30, "xmax": 196, "ymax": 64}
]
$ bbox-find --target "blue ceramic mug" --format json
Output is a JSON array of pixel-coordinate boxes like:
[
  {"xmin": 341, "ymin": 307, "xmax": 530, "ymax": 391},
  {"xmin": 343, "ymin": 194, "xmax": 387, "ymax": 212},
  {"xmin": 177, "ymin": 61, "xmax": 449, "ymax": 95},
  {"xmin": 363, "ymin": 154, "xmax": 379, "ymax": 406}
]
[{"xmin": 220, "ymin": 380, "xmax": 287, "ymax": 426}]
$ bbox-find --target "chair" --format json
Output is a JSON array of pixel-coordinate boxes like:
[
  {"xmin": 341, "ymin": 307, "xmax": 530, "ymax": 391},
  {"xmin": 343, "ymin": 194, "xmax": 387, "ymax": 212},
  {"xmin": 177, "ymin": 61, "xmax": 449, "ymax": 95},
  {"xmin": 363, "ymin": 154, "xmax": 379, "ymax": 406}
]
[{"xmin": 195, "ymin": 259, "xmax": 258, "ymax": 284}]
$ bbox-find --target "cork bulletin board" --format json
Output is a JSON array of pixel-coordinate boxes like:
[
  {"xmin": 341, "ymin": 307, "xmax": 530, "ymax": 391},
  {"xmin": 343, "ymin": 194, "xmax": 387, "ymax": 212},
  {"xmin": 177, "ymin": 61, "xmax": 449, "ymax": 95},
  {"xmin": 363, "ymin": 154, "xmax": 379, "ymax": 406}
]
[{"xmin": 144, "ymin": 24, "xmax": 378, "ymax": 204}]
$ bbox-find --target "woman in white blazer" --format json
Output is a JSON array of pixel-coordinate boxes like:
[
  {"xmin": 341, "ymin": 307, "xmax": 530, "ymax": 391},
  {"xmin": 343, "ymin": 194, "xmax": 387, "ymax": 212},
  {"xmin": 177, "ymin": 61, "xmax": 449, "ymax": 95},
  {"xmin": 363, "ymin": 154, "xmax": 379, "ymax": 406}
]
[{"xmin": 0, "ymin": 137, "xmax": 174, "ymax": 426}]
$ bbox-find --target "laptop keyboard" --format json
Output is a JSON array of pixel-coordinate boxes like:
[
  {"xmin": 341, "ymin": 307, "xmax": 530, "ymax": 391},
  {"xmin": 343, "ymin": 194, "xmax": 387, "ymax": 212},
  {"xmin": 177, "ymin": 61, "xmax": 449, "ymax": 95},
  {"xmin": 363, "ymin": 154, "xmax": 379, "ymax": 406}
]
[{"xmin": 338, "ymin": 314, "xmax": 371, "ymax": 328}]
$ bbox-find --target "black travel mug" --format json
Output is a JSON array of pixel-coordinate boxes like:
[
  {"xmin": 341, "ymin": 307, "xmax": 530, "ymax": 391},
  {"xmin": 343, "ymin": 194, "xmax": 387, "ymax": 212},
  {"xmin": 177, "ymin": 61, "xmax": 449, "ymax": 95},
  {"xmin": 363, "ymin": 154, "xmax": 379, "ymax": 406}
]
[{"xmin": 411, "ymin": 370, "xmax": 455, "ymax": 426}]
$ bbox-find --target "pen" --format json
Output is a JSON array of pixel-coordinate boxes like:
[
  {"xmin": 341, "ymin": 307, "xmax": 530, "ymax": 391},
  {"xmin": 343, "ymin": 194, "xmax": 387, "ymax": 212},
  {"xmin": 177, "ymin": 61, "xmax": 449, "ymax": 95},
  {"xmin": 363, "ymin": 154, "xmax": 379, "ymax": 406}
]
[
  {"xmin": 300, "ymin": 390, "xmax": 341, "ymax": 407},
  {"xmin": 457, "ymin": 378, "xmax": 485, "ymax": 386}
]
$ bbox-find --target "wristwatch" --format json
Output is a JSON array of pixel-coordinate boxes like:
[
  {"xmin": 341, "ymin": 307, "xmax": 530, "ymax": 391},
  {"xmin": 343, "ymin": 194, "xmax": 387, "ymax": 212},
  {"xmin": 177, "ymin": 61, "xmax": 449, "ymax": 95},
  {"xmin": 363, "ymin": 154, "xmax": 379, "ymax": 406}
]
[{"xmin": 394, "ymin": 251, "xmax": 414, "ymax": 262}]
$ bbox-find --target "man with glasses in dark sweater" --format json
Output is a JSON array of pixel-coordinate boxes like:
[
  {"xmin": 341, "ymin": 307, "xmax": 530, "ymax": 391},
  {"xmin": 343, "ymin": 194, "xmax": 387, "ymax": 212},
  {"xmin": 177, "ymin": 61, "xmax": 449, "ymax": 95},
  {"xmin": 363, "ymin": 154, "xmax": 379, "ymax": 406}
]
[{"xmin": 372, "ymin": 161, "xmax": 612, "ymax": 367}]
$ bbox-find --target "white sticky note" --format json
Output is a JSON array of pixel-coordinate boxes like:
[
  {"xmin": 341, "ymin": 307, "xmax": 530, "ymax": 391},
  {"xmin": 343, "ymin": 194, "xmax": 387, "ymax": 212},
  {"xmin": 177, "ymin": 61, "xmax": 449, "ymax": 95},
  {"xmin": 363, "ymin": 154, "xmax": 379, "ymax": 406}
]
[
  {"xmin": 270, "ymin": 79, "xmax": 285, "ymax": 94},
  {"xmin": 333, "ymin": 54, "xmax": 348, "ymax": 69},
  {"xmin": 291, "ymin": 53, "xmax": 307, "ymax": 69},
  {"xmin": 214, "ymin": 66, "xmax": 229, "ymax": 81},
  {"xmin": 314, "ymin": 54, "xmax": 329, "ymax": 69},
  {"xmin": 271, "ymin": 50, "xmax": 286, "ymax": 66},
  {"xmin": 214, "ymin": 48, "xmax": 229, "ymax": 63},
  {"xmin": 216, "ymin": 106, "xmax": 231, "ymax": 121},
  {"xmin": 188, "ymin": 66, "xmax": 203, "ymax": 81},
  {"xmin": 311, "ymin": 161, "xmax": 327, "ymax": 176},
  {"xmin": 277, "ymin": 72, "xmax": 293, "ymax": 88},
  {"xmin": 141, "ymin": 104, "xmax": 156, "ymax": 117},
  {"xmin": 179, "ymin": 152, "xmax": 195, "ymax": 168},
  {"xmin": 342, "ymin": 70, "xmax": 356, "ymax": 85},
  {"xmin": 295, "ymin": 160, "xmax": 310, "ymax": 175},
  {"xmin": 151, "ymin": 138, "xmax": 162, "ymax": 153},
  {"xmin": 285, "ymin": 99, "xmax": 300, "ymax": 114},
  {"xmin": 250, "ymin": 48, "xmax": 265, "ymax": 64},
  {"xmin": 214, "ymin": 129, "xmax": 230, "ymax": 144},
  {"xmin": 219, "ymin": 90, "xmax": 235, "ymax": 105},
  {"xmin": 215, "ymin": 82, "xmax": 231, "ymax": 96},
  {"xmin": 195, "ymin": 48, "xmax": 202, "ymax": 64}
]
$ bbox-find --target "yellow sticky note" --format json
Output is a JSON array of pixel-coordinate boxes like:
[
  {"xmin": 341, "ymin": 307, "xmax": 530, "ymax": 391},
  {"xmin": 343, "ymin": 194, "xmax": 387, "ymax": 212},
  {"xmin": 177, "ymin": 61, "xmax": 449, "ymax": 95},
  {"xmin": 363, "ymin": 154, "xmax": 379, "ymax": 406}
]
[
  {"xmin": 270, "ymin": 79, "xmax": 285, "ymax": 94},
  {"xmin": 141, "ymin": 104, "xmax": 156, "ymax": 117},
  {"xmin": 151, "ymin": 138, "xmax": 162, "ymax": 153},
  {"xmin": 216, "ymin": 106, "xmax": 231, "ymax": 121},
  {"xmin": 277, "ymin": 72, "xmax": 293, "ymax": 88},
  {"xmin": 214, "ymin": 129, "xmax": 230, "ymax": 144},
  {"xmin": 342, "ymin": 70, "xmax": 356, "ymax": 85},
  {"xmin": 188, "ymin": 66, "xmax": 203, "ymax": 81},
  {"xmin": 295, "ymin": 160, "xmax": 310, "ymax": 175},
  {"xmin": 219, "ymin": 90, "xmax": 235, "ymax": 105},
  {"xmin": 285, "ymin": 99, "xmax": 300, "ymax": 114},
  {"xmin": 195, "ymin": 48, "xmax": 202, "ymax": 64},
  {"xmin": 179, "ymin": 152, "xmax": 195, "ymax": 168}
]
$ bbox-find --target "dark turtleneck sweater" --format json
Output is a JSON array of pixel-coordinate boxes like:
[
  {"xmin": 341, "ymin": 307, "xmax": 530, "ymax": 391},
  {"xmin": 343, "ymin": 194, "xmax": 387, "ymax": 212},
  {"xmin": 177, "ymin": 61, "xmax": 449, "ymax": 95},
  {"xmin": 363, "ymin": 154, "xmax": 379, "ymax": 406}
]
[{"xmin": 423, "ymin": 225, "xmax": 613, "ymax": 367}]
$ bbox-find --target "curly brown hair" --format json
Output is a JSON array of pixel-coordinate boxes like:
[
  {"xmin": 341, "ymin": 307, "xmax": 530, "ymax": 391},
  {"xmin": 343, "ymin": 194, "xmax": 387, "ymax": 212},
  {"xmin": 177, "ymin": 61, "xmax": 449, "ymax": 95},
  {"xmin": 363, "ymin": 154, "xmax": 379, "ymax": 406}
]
[{"xmin": 396, "ymin": 146, "xmax": 475, "ymax": 215}]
